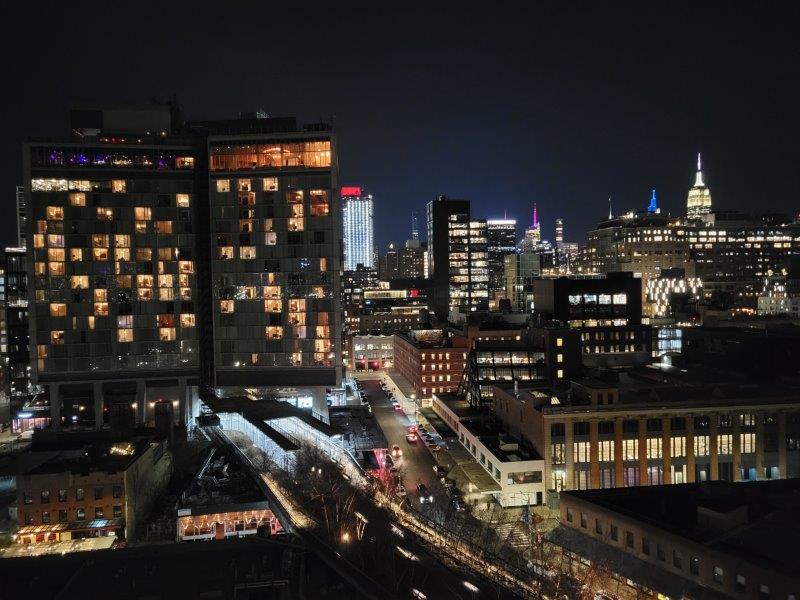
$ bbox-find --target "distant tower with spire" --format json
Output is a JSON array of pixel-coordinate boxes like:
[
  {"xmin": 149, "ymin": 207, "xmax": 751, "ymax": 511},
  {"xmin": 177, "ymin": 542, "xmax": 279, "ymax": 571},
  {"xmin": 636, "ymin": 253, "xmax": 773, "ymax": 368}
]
[
  {"xmin": 647, "ymin": 188, "xmax": 660, "ymax": 214},
  {"xmin": 527, "ymin": 202, "xmax": 541, "ymax": 244},
  {"xmin": 686, "ymin": 153, "xmax": 712, "ymax": 219}
]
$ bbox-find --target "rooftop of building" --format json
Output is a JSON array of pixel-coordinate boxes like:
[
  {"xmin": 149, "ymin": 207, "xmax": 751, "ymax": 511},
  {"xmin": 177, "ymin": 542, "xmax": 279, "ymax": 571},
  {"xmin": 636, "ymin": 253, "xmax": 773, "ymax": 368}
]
[
  {"xmin": 435, "ymin": 394, "xmax": 542, "ymax": 462},
  {"xmin": 494, "ymin": 362, "xmax": 800, "ymax": 414},
  {"xmin": 562, "ymin": 479, "xmax": 800, "ymax": 578},
  {"xmin": 7, "ymin": 438, "xmax": 154, "ymax": 477},
  {"xmin": 394, "ymin": 330, "xmax": 467, "ymax": 349}
]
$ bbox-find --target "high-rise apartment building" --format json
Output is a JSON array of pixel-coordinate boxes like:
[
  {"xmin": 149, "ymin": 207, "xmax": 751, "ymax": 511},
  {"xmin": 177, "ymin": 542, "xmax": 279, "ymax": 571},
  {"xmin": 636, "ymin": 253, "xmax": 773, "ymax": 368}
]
[
  {"xmin": 25, "ymin": 108, "xmax": 199, "ymax": 430},
  {"xmin": 24, "ymin": 106, "xmax": 342, "ymax": 430},
  {"xmin": 686, "ymin": 153, "xmax": 712, "ymax": 219},
  {"xmin": 486, "ymin": 219, "xmax": 517, "ymax": 294},
  {"xmin": 378, "ymin": 240, "xmax": 426, "ymax": 280},
  {"xmin": 554, "ymin": 218, "xmax": 564, "ymax": 248},
  {"xmin": 342, "ymin": 186, "xmax": 374, "ymax": 270},
  {"xmin": 196, "ymin": 116, "xmax": 341, "ymax": 415}
]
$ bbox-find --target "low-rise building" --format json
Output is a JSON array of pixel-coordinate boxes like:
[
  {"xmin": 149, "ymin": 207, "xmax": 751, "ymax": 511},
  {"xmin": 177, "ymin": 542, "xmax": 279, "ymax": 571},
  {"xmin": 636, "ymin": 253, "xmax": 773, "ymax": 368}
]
[
  {"xmin": 393, "ymin": 330, "xmax": 469, "ymax": 400},
  {"xmin": 347, "ymin": 334, "xmax": 394, "ymax": 371},
  {"xmin": 554, "ymin": 480, "xmax": 800, "ymax": 600},
  {"xmin": 492, "ymin": 366, "xmax": 800, "ymax": 493},
  {"xmin": 13, "ymin": 436, "xmax": 171, "ymax": 545},
  {"xmin": 432, "ymin": 394, "xmax": 545, "ymax": 507}
]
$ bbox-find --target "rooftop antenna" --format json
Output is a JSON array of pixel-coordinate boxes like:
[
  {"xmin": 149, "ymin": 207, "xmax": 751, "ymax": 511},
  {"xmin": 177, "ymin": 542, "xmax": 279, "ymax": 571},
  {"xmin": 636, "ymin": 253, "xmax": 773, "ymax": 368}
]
[{"xmin": 608, "ymin": 196, "xmax": 613, "ymax": 219}]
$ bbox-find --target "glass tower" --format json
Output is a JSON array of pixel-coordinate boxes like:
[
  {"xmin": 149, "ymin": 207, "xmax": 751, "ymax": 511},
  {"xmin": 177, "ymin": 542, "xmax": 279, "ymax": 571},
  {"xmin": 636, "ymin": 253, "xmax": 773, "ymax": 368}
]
[{"xmin": 342, "ymin": 187, "xmax": 375, "ymax": 270}]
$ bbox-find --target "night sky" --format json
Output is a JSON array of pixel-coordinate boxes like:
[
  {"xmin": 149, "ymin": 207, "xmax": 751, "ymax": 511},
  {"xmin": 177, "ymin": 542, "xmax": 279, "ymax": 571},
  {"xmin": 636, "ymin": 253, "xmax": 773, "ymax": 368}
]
[{"xmin": 4, "ymin": 3, "xmax": 799, "ymax": 251}]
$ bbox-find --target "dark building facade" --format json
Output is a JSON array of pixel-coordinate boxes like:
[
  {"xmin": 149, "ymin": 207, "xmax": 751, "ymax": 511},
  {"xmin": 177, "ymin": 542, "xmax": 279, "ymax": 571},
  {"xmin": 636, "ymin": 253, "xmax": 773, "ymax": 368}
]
[
  {"xmin": 486, "ymin": 219, "xmax": 517, "ymax": 294},
  {"xmin": 531, "ymin": 273, "xmax": 652, "ymax": 368}
]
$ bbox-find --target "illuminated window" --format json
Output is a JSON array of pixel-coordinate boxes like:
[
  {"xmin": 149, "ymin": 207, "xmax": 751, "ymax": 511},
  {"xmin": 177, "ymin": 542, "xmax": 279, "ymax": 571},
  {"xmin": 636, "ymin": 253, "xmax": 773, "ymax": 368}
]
[
  {"xmin": 97, "ymin": 207, "xmax": 113, "ymax": 220},
  {"xmin": 180, "ymin": 314, "xmax": 195, "ymax": 327},
  {"xmin": 240, "ymin": 246, "xmax": 256, "ymax": 259},
  {"xmin": 310, "ymin": 190, "xmax": 329, "ymax": 216},
  {"xmin": 159, "ymin": 328, "xmax": 176, "ymax": 341},
  {"xmin": 134, "ymin": 207, "xmax": 151, "ymax": 220},
  {"xmin": 51, "ymin": 331, "xmax": 65, "ymax": 344},
  {"xmin": 265, "ymin": 299, "xmax": 282, "ymax": 312},
  {"xmin": 70, "ymin": 248, "xmax": 83, "ymax": 261},
  {"xmin": 155, "ymin": 221, "xmax": 173, "ymax": 234},
  {"xmin": 48, "ymin": 234, "xmax": 65, "ymax": 247},
  {"xmin": 94, "ymin": 302, "xmax": 109, "ymax": 316},
  {"xmin": 288, "ymin": 217, "xmax": 304, "ymax": 231},
  {"xmin": 50, "ymin": 303, "xmax": 67, "ymax": 317},
  {"xmin": 135, "ymin": 221, "xmax": 148, "ymax": 234},
  {"xmin": 694, "ymin": 435, "xmax": 710, "ymax": 456},
  {"xmin": 239, "ymin": 219, "xmax": 254, "ymax": 233},
  {"xmin": 238, "ymin": 179, "xmax": 252, "ymax": 191},
  {"xmin": 117, "ymin": 315, "xmax": 133, "ymax": 329},
  {"xmin": 48, "ymin": 248, "xmax": 65, "ymax": 261},
  {"xmin": 176, "ymin": 156, "xmax": 194, "ymax": 169},
  {"xmin": 238, "ymin": 192, "xmax": 255, "ymax": 206},
  {"xmin": 622, "ymin": 438, "xmax": 639, "ymax": 461},
  {"xmin": 266, "ymin": 326, "xmax": 283, "ymax": 339},
  {"xmin": 613, "ymin": 293, "xmax": 627, "ymax": 304},
  {"xmin": 557, "ymin": 369, "xmax": 564, "ymax": 378},
  {"xmin": 114, "ymin": 235, "xmax": 130, "ymax": 248},
  {"xmin": 556, "ymin": 338, "xmax": 563, "ymax": 347},
  {"xmin": 218, "ymin": 246, "xmax": 234, "ymax": 260},
  {"xmin": 92, "ymin": 234, "xmax": 109, "ymax": 248},
  {"xmin": 92, "ymin": 248, "xmax": 109, "ymax": 261},
  {"xmin": 671, "ymin": 436, "xmax": 686, "ymax": 458},
  {"xmin": 112, "ymin": 180, "xmax": 126, "ymax": 193},
  {"xmin": 33, "ymin": 234, "xmax": 45, "ymax": 248},
  {"xmin": 718, "ymin": 434, "xmax": 733, "ymax": 455},
  {"xmin": 740, "ymin": 432, "xmax": 756, "ymax": 454},
  {"xmin": 136, "ymin": 248, "xmax": 152, "ymax": 261},
  {"xmin": 70, "ymin": 275, "xmax": 89, "ymax": 289},
  {"xmin": 557, "ymin": 353, "xmax": 563, "ymax": 363},
  {"xmin": 265, "ymin": 232, "xmax": 277, "ymax": 245},
  {"xmin": 118, "ymin": 329, "xmax": 134, "ymax": 342},
  {"xmin": 263, "ymin": 177, "xmax": 279, "ymax": 191},
  {"xmin": 69, "ymin": 192, "xmax": 86, "ymax": 206},
  {"xmin": 46, "ymin": 206, "xmax": 64, "ymax": 220},
  {"xmin": 320, "ymin": 258, "xmax": 327, "ymax": 271},
  {"xmin": 179, "ymin": 261, "xmax": 194, "ymax": 274},
  {"xmin": 216, "ymin": 179, "xmax": 230, "ymax": 193},
  {"xmin": 287, "ymin": 190, "xmax": 303, "ymax": 204},
  {"xmin": 220, "ymin": 300, "xmax": 235, "ymax": 314}
]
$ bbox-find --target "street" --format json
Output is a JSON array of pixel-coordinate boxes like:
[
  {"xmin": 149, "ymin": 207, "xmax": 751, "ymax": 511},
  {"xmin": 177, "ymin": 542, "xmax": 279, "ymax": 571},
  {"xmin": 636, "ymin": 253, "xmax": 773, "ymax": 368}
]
[{"xmin": 360, "ymin": 379, "xmax": 451, "ymax": 511}]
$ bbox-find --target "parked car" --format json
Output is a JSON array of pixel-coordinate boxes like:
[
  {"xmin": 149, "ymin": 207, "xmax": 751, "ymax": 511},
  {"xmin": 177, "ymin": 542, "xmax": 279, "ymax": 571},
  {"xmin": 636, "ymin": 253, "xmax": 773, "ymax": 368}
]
[
  {"xmin": 407, "ymin": 425, "xmax": 418, "ymax": 434},
  {"xmin": 417, "ymin": 426, "xmax": 427, "ymax": 434},
  {"xmin": 452, "ymin": 497, "xmax": 467, "ymax": 512},
  {"xmin": 429, "ymin": 444, "xmax": 441, "ymax": 452},
  {"xmin": 417, "ymin": 484, "xmax": 433, "ymax": 504},
  {"xmin": 405, "ymin": 433, "xmax": 418, "ymax": 443},
  {"xmin": 392, "ymin": 444, "xmax": 403, "ymax": 457}
]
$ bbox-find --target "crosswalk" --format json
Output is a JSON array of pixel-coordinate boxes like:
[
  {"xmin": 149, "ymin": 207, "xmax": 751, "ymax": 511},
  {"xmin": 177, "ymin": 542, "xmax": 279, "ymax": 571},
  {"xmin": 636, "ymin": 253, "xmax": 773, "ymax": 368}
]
[{"xmin": 493, "ymin": 521, "xmax": 532, "ymax": 549}]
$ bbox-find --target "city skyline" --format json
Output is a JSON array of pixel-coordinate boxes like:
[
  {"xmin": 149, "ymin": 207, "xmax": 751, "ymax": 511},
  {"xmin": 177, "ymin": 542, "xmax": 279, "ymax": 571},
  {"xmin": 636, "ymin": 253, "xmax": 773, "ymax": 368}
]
[{"xmin": 4, "ymin": 4, "xmax": 800, "ymax": 252}]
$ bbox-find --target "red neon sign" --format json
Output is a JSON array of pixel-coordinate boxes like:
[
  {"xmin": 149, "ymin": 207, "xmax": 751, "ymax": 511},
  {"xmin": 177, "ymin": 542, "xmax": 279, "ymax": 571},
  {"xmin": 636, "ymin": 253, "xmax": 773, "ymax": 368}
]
[{"xmin": 341, "ymin": 186, "xmax": 362, "ymax": 197}]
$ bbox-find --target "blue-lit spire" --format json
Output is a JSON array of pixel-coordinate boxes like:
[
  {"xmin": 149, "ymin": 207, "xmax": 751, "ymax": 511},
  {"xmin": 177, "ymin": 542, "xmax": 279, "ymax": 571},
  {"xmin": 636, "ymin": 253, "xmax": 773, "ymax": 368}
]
[{"xmin": 648, "ymin": 188, "xmax": 658, "ymax": 214}]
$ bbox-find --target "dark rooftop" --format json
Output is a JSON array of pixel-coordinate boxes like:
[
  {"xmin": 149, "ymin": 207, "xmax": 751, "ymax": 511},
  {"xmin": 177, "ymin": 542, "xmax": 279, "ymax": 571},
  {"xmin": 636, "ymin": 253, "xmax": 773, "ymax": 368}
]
[{"xmin": 563, "ymin": 479, "xmax": 800, "ymax": 578}]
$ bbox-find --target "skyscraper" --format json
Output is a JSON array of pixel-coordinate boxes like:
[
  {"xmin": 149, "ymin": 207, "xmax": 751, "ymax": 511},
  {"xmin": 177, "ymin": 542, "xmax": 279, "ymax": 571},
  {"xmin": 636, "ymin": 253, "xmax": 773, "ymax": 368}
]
[
  {"xmin": 342, "ymin": 187, "xmax": 375, "ymax": 270},
  {"xmin": 686, "ymin": 153, "xmax": 712, "ymax": 219},
  {"xmin": 426, "ymin": 196, "xmax": 487, "ymax": 319},
  {"xmin": 555, "ymin": 218, "xmax": 564, "ymax": 248},
  {"xmin": 486, "ymin": 219, "xmax": 517, "ymax": 293},
  {"xmin": 519, "ymin": 203, "xmax": 542, "ymax": 254}
]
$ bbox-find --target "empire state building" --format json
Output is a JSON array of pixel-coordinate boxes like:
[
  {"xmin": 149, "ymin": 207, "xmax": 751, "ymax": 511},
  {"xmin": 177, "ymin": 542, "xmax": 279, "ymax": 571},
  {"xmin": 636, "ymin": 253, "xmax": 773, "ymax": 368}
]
[{"xmin": 686, "ymin": 153, "xmax": 712, "ymax": 219}]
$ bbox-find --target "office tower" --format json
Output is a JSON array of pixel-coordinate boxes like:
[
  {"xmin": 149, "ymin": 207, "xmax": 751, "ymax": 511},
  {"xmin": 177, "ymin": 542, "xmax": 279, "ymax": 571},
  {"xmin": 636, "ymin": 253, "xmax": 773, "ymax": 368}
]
[
  {"xmin": 16, "ymin": 186, "xmax": 27, "ymax": 248},
  {"xmin": 519, "ymin": 203, "xmax": 542, "ymax": 253},
  {"xmin": 342, "ymin": 186, "xmax": 375, "ymax": 270},
  {"xmin": 427, "ymin": 195, "xmax": 469, "ymax": 319},
  {"xmin": 486, "ymin": 219, "xmax": 517, "ymax": 293},
  {"xmin": 555, "ymin": 218, "xmax": 564, "ymax": 248},
  {"xmin": 200, "ymin": 116, "xmax": 342, "ymax": 417},
  {"xmin": 686, "ymin": 153, "xmax": 712, "ymax": 219},
  {"xmin": 426, "ymin": 196, "xmax": 488, "ymax": 319},
  {"xmin": 25, "ymin": 106, "xmax": 199, "ymax": 430},
  {"xmin": 647, "ymin": 188, "xmax": 659, "ymax": 214},
  {"xmin": 378, "ymin": 241, "xmax": 426, "ymax": 280},
  {"xmin": 504, "ymin": 252, "xmax": 541, "ymax": 311}
]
